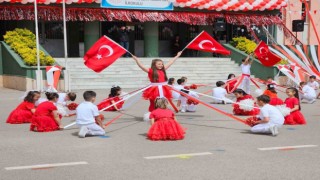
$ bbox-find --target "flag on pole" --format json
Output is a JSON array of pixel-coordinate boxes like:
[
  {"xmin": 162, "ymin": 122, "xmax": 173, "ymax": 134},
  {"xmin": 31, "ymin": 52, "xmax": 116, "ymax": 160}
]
[
  {"xmin": 254, "ymin": 41, "xmax": 281, "ymax": 67},
  {"xmin": 185, "ymin": 31, "xmax": 231, "ymax": 55},
  {"xmin": 84, "ymin": 36, "xmax": 127, "ymax": 73}
]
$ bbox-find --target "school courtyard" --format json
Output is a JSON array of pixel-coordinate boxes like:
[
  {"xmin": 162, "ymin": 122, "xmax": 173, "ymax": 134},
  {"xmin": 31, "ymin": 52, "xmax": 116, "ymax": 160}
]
[{"xmin": 1, "ymin": 86, "xmax": 320, "ymax": 180}]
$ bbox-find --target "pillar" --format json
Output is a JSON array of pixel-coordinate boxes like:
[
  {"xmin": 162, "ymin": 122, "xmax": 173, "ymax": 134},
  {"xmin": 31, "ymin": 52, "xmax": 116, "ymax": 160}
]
[
  {"xmin": 144, "ymin": 22, "xmax": 159, "ymax": 57},
  {"xmin": 199, "ymin": 25, "xmax": 214, "ymax": 57},
  {"xmin": 84, "ymin": 22, "xmax": 100, "ymax": 53}
]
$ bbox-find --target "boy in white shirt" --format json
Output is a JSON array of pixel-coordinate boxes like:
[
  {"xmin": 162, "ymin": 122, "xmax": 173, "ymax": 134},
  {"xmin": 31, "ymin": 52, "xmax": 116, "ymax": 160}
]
[
  {"xmin": 178, "ymin": 89, "xmax": 199, "ymax": 112},
  {"xmin": 76, "ymin": 91, "xmax": 105, "ymax": 138},
  {"xmin": 307, "ymin": 75, "xmax": 320, "ymax": 99},
  {"xmin": 212, "ymin": 81, "xmax": 228, "ymax": 104},
  {"xmin": 300, "ymin": 82, "xmax": 316, "ymax": 104},
  {"xmin": 56, "ymin": 92, "xmax": 77, "ymax": 116},
  {"xmin": 172, "ymin": 78, "xmax": 185, "ymax": 100},
  {"xmin": 240, "ymin": 54, "xmax": 253, "ymax": 94},
  {"xmin": 251, "ymin": 95, "xmax": 284, "ymax": 136}
]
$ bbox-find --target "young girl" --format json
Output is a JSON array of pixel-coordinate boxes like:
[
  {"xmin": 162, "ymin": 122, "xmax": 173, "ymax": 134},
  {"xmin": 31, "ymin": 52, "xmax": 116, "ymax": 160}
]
[
  {"xmin": 225, "ymin": 73, "xmax": 237, "ymax": 94},
  {"xmin": 97, "ymin": 86, "xmax": 124, "ymax": 111},
  {"xmin": 284, "ymin": 87, "xmax": 306, "ymax": 125},
  {"xmin": 30, "ymin": 92, "xmax": 63, "ymax": 132},
  {"xmin": 6, "ymin": 91, "xmax": 40, "ymax": 124},
  {"xmin": 132, "ymin": 51, "xmax": 182, "ymax": 112},
  {"xmin": 233, "ymin": 89, "xmax": 260, "ymax": 115},
  {"xmin": 263, "ymin": 84, "xmax": 284, "ymax": 106},
  {"xmin": 147, "ymin": 98, "xmax": 185, "ymax": 141},
  {"xmin": 168, "ymin": 77, "xmax": 175, "ymax": 85}
]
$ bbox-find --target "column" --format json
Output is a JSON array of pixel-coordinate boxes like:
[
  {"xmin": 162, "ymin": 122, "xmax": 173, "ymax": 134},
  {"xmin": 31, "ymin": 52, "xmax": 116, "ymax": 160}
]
[
  {"xmin": 144, "ymin": 22, "xmax": 159, "ymax": 57},
  {"xmin": 199, "ymin": 25, "xmax": 214, "ymax": 57},
  {"xmin": 84, "ymin": 22, "xmax": 100, "ymax": 53}
]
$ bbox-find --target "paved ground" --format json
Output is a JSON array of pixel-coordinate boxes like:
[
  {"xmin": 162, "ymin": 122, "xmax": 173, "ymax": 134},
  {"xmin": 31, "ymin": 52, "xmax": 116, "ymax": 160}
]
[{"xmin": 1, "ymin": 86, "xmax": 320, "ymax": 180}]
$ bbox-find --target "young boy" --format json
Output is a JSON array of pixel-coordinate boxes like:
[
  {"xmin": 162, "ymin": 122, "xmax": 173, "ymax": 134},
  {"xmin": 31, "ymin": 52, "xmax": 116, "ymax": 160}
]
[
  {"xmin": 212, "ymin": 81, "xmax": 228, "ymax": 104},
  {"xmin": 307, "ymin": 75, "xmax": 320, "ymax": 98},
  {"xmin": 300, "ymin": 81, "xmax": 316, "ymax": 104},
  {"xmin": 172, "ymin": 78, "xmax": 185, "ymax": 100},
  {"xmin": 76, "ymin": 91, "xmax": 105, "ymax": 138},
  {"xmin": 240, "ymin": 54, "xmax": 253, "ymax": 94},
  {"xmin": 178, "ymin": 89, "xmax": 199, "ymax": 113},
  {"xmin": 251, "ymin": 95, "xmax": 284, "ymax": 136},
  {"xmin": 56, "ymin": 92, "xmax": 77, "ymax": 116}
]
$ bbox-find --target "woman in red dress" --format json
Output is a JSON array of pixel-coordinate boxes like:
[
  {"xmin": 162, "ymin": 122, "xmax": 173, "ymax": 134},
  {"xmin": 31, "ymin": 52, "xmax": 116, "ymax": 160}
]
[
  {"xmin": 147, "ymin": 98, "xmax": 185, "ymax": 141},
  {"xmin": 284, "ymin": 87, "xmax": 306, "ymax": 125},
  {"xmin": 233, "ymin": 89, "xmax": 260, "ymax": 115},
  {"xmin": 6, "ymin": 91, "xmax": 40, "ymax": 124},
  {"xmin": 263, "ymin": 84, "xmax": 284, "ymax": 106},
  {"xmin": 132, "ymin": 51, "xmax": 182, "ymax": 112},
  {"xmin": 97, "ymin": 86, "xmax": 124, "ymax": 111},
  {"xmin": 225, "ymin": 73, "xmax": 237, "ymax": 94},
  {"xmin": 30, "ymin": 92, "xmax": 63, "ymax": 132}
]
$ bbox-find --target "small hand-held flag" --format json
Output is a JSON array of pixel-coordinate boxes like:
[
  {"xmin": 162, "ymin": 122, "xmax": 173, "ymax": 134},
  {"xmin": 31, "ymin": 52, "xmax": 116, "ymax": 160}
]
[
  {"xmin": 184, "ymin": 31, "xmax": 231, "ymax": 55},
  {"xmin": 84, "ymin": 36, "xmax": 127, "ymax": 73},
  {"xmin": 254, "ymin": 41, "xmax": 281, "ymax": 67}
]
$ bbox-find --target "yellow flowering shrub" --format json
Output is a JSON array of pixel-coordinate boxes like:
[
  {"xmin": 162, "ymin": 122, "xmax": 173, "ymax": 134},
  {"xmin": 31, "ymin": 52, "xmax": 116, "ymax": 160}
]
[
  {"xmin": 3, "ymin": 28, "xmax": 55, "ymax": 66},
  {"xmin": 230, "ymin": 37, "xmax": 257, "ymax": 54},
  {"xmin": 277, "ymin": 59, "xmax": 289, "ymax": 65}
]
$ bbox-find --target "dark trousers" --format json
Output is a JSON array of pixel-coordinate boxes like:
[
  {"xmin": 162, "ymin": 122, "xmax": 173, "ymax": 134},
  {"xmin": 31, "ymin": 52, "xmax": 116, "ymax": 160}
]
[{"xmin": 120, "ymin": 41, "xmax": 130, "ymax": 57}]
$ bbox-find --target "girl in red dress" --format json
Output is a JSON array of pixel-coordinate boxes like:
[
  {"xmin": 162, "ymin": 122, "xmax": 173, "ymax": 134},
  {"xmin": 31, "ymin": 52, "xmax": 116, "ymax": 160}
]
[
  {"xmin": 97, "ymin": 86, "xmax": 124, "ymax": 111},
  {"xmin": 6, "ymin": 91, "xmax": 40, "ymax": 124},
  {"xmin": 233, "ymin": 89, "xmax": 260, "ymax": 115},
  {"xmin": 225, "ymin": 73, "xmax": 237, "ymax": 94},
  {"xmin": 263, "ymin": 84, "xmax": 284, "ymax": 106},
  {"xmin": 147, "ymin": 98, "xmax": 185, "ymax": 141},
  {"xmin": 30, "ymin": 92, "xmax": 63, "ymax": 132},
  {"xmin": 132, "ymin": 51, "xmax": 182, "ymax": 112},
  {"xmin": 284, "ymin": 87, "xmax": 306, "ymax": 125}
]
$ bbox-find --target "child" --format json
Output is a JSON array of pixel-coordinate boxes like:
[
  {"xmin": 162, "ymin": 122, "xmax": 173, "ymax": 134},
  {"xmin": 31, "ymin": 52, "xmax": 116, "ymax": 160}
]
[
  {"xmin": 225, "ymin": 73, "xmax": 237, "ymax": 93},
  {"xmin": 168, "ymin": 77, "xmax": 175, "ymax": 85},
  {"xmin": 250, "ymin": 95, "xmax": 284, "ymax": 136},
  {"xmin": 56, "ymin": 92, "xmax": 77, "ymax": 116},
  {"xmin": 178, "ymin": 89, "xmax": 199, "ymax": 112},
  {"xmin": 7, "ymin": 91, "xmax": 40, "ymax": 124},
  {"xmin": 284, "ymin": 87, "xmax": 306, "ymax": 125},
  {"xmin": 97, "ymin": 86, "xmax": 124, "ymax": 111},
  {"xmin": 172, "ymin": 78, "xmax": 185, "ymax": 100},
  {"xmin": 132, "ymin": 51, "xmax": 182, "ymax": 112},
  {"xmin": 30, "ymin": 92, "xmax": 63, "ymax": 132},
  {"xmin": 240, "ymin": 55, "xmax": 253, "ymax": 94},
  {"xmin": 263, "ymin": 84, "xmax": 284, "ymax": 106},
  {"xmin": 233, "ymin": 89, "xmax": 260, "ymax": 115},
  {"xmin": 147, "ymin": 98, "xmax": 185, "ymax": 141},
  {"xmin": 212, "ymin": 81, "xmax": 228, "ymax": 104},
  {"xmin": 300, "ymin": 82, "xmax": 316, "ymax": 104},
  {"xmin": 266, "ymin": 77, "xmax": 277, "ymax": 85},
  {"xmin": 186, "ymin": 91, "xmax": 200, "ymax": 112},
  {"xmin": 307, "ymin": 75, "xmax": 319, "ymax": 91}
]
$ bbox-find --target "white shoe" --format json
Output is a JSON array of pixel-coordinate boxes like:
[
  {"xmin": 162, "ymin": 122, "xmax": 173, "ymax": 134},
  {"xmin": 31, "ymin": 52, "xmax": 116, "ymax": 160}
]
[
  {"xmin": 308, "ymin": 99, "xmax": 316, "ymax": 104},
  {"xmin": 143, "ymin": 112, "xmax": 151, "ymax": 121},
  {"xmin": 78, "ymin": 126, "xmax": 89, "ymax": 138},
  {"xmin": 269, "ymin": 125, "xmax": 278, "ymax": 136}
]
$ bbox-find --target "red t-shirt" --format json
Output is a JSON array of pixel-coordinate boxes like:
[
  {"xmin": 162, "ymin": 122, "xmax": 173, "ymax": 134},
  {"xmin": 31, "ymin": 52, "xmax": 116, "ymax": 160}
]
[
  {"xmin": 149, "ymin": 108, "xmax": 174, "ymax": 120},
  {"xmin": 148, "ymin": 68, "xmax": 166, "ymax": 83},
  {"xmin": 285, "ymin": 97, "xmax": 299, "ymax": 109},
  {"xmin": 16, "ymin": 101, "xmax": 35, "ymax": 111},
  {"xmin": 34, "ymin": 101, "xmax": 57, "ymax": 117}
]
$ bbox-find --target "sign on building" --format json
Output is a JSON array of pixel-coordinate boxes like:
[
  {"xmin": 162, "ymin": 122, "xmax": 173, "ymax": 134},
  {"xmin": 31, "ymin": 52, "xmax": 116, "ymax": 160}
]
[{"xmin": 101, "ymin": 0, "xmax": 173, "ymax": 11}]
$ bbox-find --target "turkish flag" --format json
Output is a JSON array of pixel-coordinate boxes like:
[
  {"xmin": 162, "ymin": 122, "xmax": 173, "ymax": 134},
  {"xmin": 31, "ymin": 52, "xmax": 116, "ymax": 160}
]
[
  {"xmin": 84, "ymin": 36, "xmax": 127, "ymax": 73},
  {"xmin": 186, "ymin": 31, "xmax": 231, "ymax": 55},
  {"xmin": 254, "ymin": 41, "xmax": 281, "ymax": 67}
]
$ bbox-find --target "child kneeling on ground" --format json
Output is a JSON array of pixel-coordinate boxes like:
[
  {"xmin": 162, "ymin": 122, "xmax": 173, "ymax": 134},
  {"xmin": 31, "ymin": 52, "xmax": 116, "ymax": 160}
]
[
  {"xmin": 251, "ymin": 95, "xmax": 284, "ymax": 136},
  {"xmin": 76, "ymin": 91, "xmax": 105, "ymax": 138}
]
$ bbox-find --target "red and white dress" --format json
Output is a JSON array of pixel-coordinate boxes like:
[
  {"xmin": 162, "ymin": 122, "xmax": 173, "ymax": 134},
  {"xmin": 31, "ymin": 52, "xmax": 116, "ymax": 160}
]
[
  {"xmin": 225, "ymin": 79, "xmax": 237, "ymax": 93},
  {"xmin": 97, "ymin": 96, "xmax": 124, "ymax": 111},
  {"xmin": 233, "ymin": 94, "xmax": 260, "ymax": 115},
  {"xmin": 263, "ymin": 90, "xmax": 284, "ymax": 106},
  {"xmin": 6, "ymin": 101, "xmax": 35, "ymax": 124},
  {"xmin": 143, "ymin": 68, "xmax": 172, "ymax": 112},
  {"xmin": 30, "ymin": 101, "xmax": 60, "ymax": 132},
  {"xmin": 147, "ymin": 108, "xmax": 185, "ymax": 141},
  {"xmin": 284, "ymin": 97, "xmax": 306, "ymax": 125}
]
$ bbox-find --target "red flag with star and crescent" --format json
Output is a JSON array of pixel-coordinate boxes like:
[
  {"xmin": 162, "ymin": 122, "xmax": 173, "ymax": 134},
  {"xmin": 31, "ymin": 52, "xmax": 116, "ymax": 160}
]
[
  {"xmin": 186, "ymin": 31, "xmax": 231, "ymax": 55},
  {"xmin": 254, "ymin": 41, "xmax": 281, "ymax": 67},
  {"xmin": 84, "ymin": 36, "xmax": 127, "ymax": 73}
]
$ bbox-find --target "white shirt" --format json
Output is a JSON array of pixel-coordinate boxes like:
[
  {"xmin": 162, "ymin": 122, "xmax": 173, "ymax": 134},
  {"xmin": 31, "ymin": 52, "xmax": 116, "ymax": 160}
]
[
  {"xmin": 212, "ymin": 87, "xmax": 227, "ymax": 103},
  {"xmin": 302, "ymin": 85, "xmax": 316, "ymax": 98},
  {"xmin": 241, "ymin": 64, "xmax": 251, "ymax": 75},
  {"xmin": 172, "ymin": 84, "xmax": 184, "ymax": 100},
  {"xmin": 57, "ymin": 93, "xmax": 67, "ymax": 106},
  {"xmin": 76, "ymin": 101, "xmax": 99, "ymax": 125},
  {"xmin": 259, "ymin": 104, "xmax": 284, "ymax": 125},
  {"xmin": 307, "ymin": 81, "xmax": 319, "ymax": 90}
]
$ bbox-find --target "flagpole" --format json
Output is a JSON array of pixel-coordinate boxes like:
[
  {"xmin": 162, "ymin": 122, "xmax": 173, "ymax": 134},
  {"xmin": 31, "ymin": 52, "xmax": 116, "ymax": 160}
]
[
  {"xmin": 253, "ymin": 40, "xmax": 262, "ymax": 53},
  {"xmin": 63, "ymin": 0, "xmax": 70, "ymax": 92},
  {"xmin": 102, "ymin": 35, "xmax": 134, "ymax": 56},
  {"xmin": 34, "ymin": 0, "xmax": 42, "ymax": 91},
  {"xmin": 181, "ymin": 30, "xmax": 205, "ymax": 52}
]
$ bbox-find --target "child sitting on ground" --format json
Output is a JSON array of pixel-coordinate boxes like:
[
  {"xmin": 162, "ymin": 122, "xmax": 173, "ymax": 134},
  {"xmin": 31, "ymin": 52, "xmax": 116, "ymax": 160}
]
[
  {"xmin": 76, "ymin": 91, "xmax": 105, "ymax": 138},
  {"xmin": 172, "ymin": 78, "xmax": 185, "ymax": 100},
  {"xmin": 97, "ymin": 86, "xmax": 124, "ymax": 111},
  {"xmin": 212, "ymin": 81, "xmax": 228, "ymax": 104},
  {"xmin": 56, "ymin": 92, "xmax": 77, "ymax": 117},
  {"xmin": 147, "ymin": 98, "xmax": 185, "ymax": 141},
  {"xmin": 250, "ymin": 95, "xmax": 284, "ymax": 136},
  {"xmin": 233, "ymin": 89, "xmax": 260, "ymax": 116},
  {"xmin": 263, "ymin": 84, "xmax": 284, "ymax": 106},
  {"xmin": 225, "ymin": 73, "xmax": 237, "ymax": 94},
  {"xmin": 300, "ymin": 82, "xmax": 316, "ymax": 104},
  {"xmin": 284, "ymin": 87, "xmax": 306, "ymax": 125}
]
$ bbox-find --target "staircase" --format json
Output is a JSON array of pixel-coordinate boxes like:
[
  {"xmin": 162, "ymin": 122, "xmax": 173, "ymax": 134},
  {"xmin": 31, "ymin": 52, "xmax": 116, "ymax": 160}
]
[{"xmin": 55, "ymin": 57, "xmax": 242, "ymax": 90}]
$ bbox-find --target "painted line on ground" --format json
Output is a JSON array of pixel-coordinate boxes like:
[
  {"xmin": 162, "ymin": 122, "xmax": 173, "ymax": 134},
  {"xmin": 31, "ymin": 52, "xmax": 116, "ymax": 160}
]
[
  {"xmin": 258, "ymin": 145, "xmax": 318, "ymax": 151},
  {"xmin": 5, "ymin": 161, "xmax": 88, "ymax": 171},
  {"xmin": 144, "ymin": 152, "xmax": 212, "ymax": 160}
]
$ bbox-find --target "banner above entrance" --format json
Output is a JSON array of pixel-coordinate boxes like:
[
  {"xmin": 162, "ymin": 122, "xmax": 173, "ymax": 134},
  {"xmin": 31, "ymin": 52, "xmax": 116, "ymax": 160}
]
[{"xmin": 101, "ymin": 0, "xmax": 173, "ymax": 11}]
